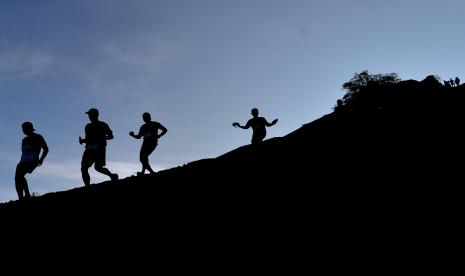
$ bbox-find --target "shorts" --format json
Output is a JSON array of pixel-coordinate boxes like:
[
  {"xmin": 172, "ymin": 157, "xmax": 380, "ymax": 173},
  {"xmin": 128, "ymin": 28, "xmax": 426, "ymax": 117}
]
[
  {"xmin": 16, "ymin": 161, "xmax": 38, "ymax": 174},
  {"xmin": 251, "ymin": 134, "xmax": 266, "ymax": 144},
  {"xmin": 141, "ymin": 141, "xmax": 157, "ymax": 157},
  {"xmin": 82, "ymin": 147, "xmax": 106, "ymax": 168}
]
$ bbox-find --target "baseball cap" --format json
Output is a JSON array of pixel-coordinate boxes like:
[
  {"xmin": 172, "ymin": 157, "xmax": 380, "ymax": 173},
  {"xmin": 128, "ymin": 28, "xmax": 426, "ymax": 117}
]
[
  {"xmin": 22, "ymin": 122, "xmax": 35, "ymax": 131},
  {"xmin": 85, "ymin": 108, "xmax": 99, "ymax": 115}
]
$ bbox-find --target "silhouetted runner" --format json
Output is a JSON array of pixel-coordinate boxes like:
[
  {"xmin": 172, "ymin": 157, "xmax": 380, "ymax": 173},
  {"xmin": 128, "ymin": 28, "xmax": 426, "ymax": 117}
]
[
  {"xmin": 79, "ymin": 108, "xmax": 118, "ymax": 186},
  {"xmin": 233, "ymin": 108, "xmax": 278, "ymax": 144},
  {"xmin": 455, "ymin": 77, "xmax": 460, "ymax": 86},
  {"xmin": 129, "ymin": 112, "xmax": 167, "ymax": 175},
  {"xmin": 15, "ymin": 122, "xmax": 48, "ymax": 200}
]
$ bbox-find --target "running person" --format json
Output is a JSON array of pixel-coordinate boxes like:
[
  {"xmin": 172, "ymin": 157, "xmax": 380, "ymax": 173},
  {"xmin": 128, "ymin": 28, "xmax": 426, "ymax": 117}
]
[
  {"xmin": 79, "ymin": 108, "xmax": 118, "ymax": 186},
  {"xmin": 15, "ymin": 122, "xmax": 48, "ymax": 200},
  {"xmin": 129, "ymin": 112, "xmax": 167, "ymax": 175},
  {"xmin": 233, "ymin": 108, "xmax": 278, "ymax": 144}
]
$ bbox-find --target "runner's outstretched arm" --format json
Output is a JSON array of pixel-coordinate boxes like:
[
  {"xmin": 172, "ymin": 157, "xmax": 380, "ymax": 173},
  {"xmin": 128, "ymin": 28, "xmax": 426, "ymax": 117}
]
[
  {"xmin": 106, "ymin": 129, "xmax": 114, "ymax": 140},
  {"xmin": 232, "ymin": 122, "xmax": 250, "ymax": 129},
  {"xmin": 265, "ymin": 118, "xmax": 278, "ymax": 127},
  {"xmin": 38, "ymin": 140, "xmax": 49, "ymax": 166},
  {"xmin": 158, "ymin": 124, "xmax": 168, "ymax": 138},
  {"xmin": 129, "ymin": 131, "xmax": 142, "ymax": 139}
]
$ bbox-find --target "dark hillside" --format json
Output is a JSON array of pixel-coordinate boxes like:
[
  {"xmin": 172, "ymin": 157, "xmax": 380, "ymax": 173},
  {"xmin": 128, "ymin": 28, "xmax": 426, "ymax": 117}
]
[{"xmin": 2, "ymin": 77, "xmax": 462, "ymax": 258}]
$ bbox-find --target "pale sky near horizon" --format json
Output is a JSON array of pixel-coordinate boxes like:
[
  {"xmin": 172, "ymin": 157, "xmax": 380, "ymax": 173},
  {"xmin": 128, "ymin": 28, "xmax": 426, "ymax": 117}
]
[{"xmin": 1, "ymin": 0, "xmax": 464, "ymax": 202}]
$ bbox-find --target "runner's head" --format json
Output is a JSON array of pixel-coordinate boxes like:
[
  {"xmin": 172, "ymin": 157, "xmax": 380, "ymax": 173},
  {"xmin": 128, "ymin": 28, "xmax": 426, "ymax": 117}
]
[
  {"xmin": 22, "ymin": 122, "xmax": 35, "ymax": 135},
  {"xmin": 251, "ymin": 108, "xmax": 259, "ymax": 117},
  {"xmin": 86, "ymin": 108, "xmax": 99, "ymax": 122},
  {"xmin": 143, "ymin": 112, "xmax": 151, "ymax": 123}
]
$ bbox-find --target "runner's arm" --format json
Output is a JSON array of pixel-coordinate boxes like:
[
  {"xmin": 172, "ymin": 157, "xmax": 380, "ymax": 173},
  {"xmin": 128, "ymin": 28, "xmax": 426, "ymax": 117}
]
[
  {"xmin": 265, "ymin": 118, "xmax": 278, "ymax": 127},
  {"xmin": 158, "ymin": 124, "xmax": 168, "ymax": 139},
  {"xmin": 107, "ymin": 130, "xmax": 114, "ymax": 140},
  {"xmin": 38, "ymin": 139, "xmax": 49, "ymax": 166},
  {"xmin": 129, "ymin": 131, "xmax": 142, "ymax": 139},
  {"xmin": 106, "ymin": 124, "xmax": 114, "ymax": 140},
  {"xmin": 233, "ymin": 121, "xmax": 250, "ymax": 129}
]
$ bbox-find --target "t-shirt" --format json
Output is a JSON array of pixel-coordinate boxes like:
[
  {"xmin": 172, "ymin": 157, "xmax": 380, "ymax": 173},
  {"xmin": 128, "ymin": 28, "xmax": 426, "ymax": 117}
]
[
  {"xmin": 139, "ymin": 121, "xmax": 165, "ymax": 142},
  {"xmin": 246, "ymin": 117, "xmax": 267, "ymax": 138},
  {"xmin": 85, "ymin": 121, "xmax": 112, "ymax": 149},
  {"xmin": 20, "ymin": 133, "xmax": 46, "ymax": 163}
]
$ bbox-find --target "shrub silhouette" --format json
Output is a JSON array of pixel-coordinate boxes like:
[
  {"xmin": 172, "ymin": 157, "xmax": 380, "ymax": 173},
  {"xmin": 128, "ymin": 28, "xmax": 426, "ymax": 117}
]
[
  {"xmin": 342, "ymin": 70, "xmax": 401, "ymax": 107},
  {"xmin": 421, "ymin": 75, "xmax": 442, "ymax": 87}
]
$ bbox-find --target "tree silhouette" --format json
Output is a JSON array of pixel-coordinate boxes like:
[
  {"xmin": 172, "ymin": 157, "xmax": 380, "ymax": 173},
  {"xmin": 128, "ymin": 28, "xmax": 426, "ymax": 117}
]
[{"xmin": 342, "ymin": 71, "xmax": 401, "ymax": 105}]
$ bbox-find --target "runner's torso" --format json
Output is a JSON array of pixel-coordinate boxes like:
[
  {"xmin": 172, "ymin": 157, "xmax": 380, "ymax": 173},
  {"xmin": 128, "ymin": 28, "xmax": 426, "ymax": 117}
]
[
  {"xmin": 248, "ymin": 117, "xmax": 267, "ymax": 137},
  {"xmin": 140, "ymin": 121, "xmax": 162, "ymax": 143},
  {"xmin": 85, "ymin": 121, "xmax": 111, "ymax": 149},
  {"xmin": 20, "ymin": 133, "xmax": 45, "ymax": 162}
]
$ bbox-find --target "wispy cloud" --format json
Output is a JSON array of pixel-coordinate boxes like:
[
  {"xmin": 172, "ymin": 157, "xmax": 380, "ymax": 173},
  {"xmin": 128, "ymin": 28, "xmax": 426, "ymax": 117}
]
[
  {"xmin": 0, "ymin": 149, "xmax": 18, "ymax": 164},
  {"xmin": 259, "ymin": 26, "xmax": 314, "ymax": 52},
  {"xmin": 33, "ymin": 160, "xmax": 82, "ymax": 181},
  {"xmin": 32, "ymin": 159, "xmax": 166, "ymax": 183},
  {"xmin": 0, "ymin": 158, "xmax": 167, "ymax": 203},
  {"xmin": 84, "ymin": 34, "xmax": 180, "ymax": 100},
  {"xmin": 0, "ymin": 187, "xmax": 17, "ymax": 204},
  {"xmin": 107, "ymin": 160, "xmax": 166, "ymax": 178},
  {"xmin": 99, "ymin": 35, "xmax": 171, "ymax": 68},
  {"xmin": 0, "ymin": 46, "xmax": 55, "ymax": 81}
]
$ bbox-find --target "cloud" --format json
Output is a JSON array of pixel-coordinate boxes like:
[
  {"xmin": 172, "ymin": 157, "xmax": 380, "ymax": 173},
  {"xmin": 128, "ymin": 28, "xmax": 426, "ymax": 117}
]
[
  {"xmin": 33, "ymin": 159, "xmax": 82, "ymax": 181},
  {"xmin": 99, "ymin": 37, "xmax": 169, "ymax": 68},
  {"xmin": 0, "ymin": 46, "xmax": 55, "ymax": 80},
  {"xmin": 259, "ymin": 26, "xmax": 314, "ymax": 52},
  {"xmin": 0, "ymin": 150, "xmax": 18, "ymax": 164},
  {"xmin": 0, "ymin": 159, "xmax": 167, "ymax": 203},
  {"xmin": 108, "ymin": 160, "xmax": 166, "ymax": 177},
  {"xmin": 0, "ymin": 187, "xmax": 17, "ymax": 204},
  {"xmin": 84, "ymin": 34, "xmax": 180, "ymax": 100},
  {"xmin": 32, "ymin": 159, "xmax": 166, "ymax": 183}
]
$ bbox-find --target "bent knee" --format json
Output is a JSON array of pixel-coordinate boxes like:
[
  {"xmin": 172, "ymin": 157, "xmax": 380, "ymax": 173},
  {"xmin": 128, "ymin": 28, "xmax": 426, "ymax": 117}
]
[
  {"xmin": 15, "ymin": 165, "xmax": 27, "ymax": 177},
  {"xmin": 140, "ymin": 154, "xmax": 149, "ymax": 162},
  {"xmin": 15, "ymin": 171, "xmax": 26, "ymax": 182},
  {"xmin": 94, "ymin": 164, "xmax": 106, "ymax": 171}
]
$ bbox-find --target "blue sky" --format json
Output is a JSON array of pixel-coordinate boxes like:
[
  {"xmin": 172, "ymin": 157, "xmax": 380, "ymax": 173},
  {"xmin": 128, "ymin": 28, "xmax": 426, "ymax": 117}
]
[{"xmin": 1, "ymin": 0, "xmax": 464, "ymax": 202}]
